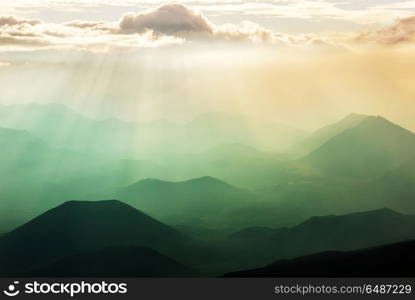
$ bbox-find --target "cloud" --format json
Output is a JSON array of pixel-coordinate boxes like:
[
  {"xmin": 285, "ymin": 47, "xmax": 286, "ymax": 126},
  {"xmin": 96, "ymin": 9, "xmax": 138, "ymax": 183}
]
[
  {"xmin": 0, "ymin": 16, "xmax": 41, "ymax": 27},
  {"xmin": 0, "ymin": 3, "xmax": 286, "ymax": 52},
  {"xmin": 2, "ymin": 0, "xmax": 415, "ymax": 35},
  {"xmin": 0, "ymin": 14, "xmax": 182, "ymax": 52},
  {"xmin": 356, "ymin": 15, "xmax": 415, "ymax": 45},
  {"xmin": 0, "ymin": 2, "xmax": 353, "ymax": 52},
  {"xmin": 64, "ymin": 20, "xmax": 113, "ymax": 31},
  {"xmin": 119, "ymin": 3, "xmax": 214, "ymax": 35},
  {"xmin": 117, "ymin": 3, "xmax": 283, "ymax": 44}
]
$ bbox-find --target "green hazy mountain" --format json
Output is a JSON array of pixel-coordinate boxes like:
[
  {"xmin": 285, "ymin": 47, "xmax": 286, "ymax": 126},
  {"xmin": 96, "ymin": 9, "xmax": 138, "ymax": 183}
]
[
  {"xmin": 292, "ymin": 113, "xmax": 368, "ymax": 154},
  {"xmin": 300, "ymin": 116, "xmax": 415, "ymax": 178},
  {"xmin": 242, "ymin": 115, "xmax": 415, "ymax": 225},
  {"xmin": 0, "ymin": 127, "xmax": 50, "ymax": 175},
  {"xmin": 223, "ymin": 208, "xmax": 415, "ymax": 269},
  {"xmin": 228, "ymin": 226, "xmax": 277, "ymax": 240},
  {"xmin": 201, "ymin": 144, "xmax": 291, "ymax": 188},
  {"xmin": 205, "ymin": 143, "xmax": 280, "ymax": 160},
  {"xmin": 224, "ymin": 239, "xmax": 415, "ymax": 277},
  {"xmin": 0, "ymin": 105, "xmax": 415, "ymax": 277},
  {"xmin": 26, "ymin": 246, "xmax": 194, "ymax": 277},
  {"xmin": 0, "ymin": 200, "xmax": 191, "ymax": 276},
  {"xmin": 69, "ymin": 159, "xmax": 168, "ymax": 201},
  {"xmin": 0, "ymin": 128, "xmax": 100, "ymax": 181},
  {"xmin": 0, "ymin": 104, "xmax": 307, "ymax": 158},
  {"xmin": 367, "ymin": 156, "xmax": 415, "ymax": 213},
  {"xmin": 115, "ymin": 176, "xmax": 253, "ymax": 228},
  {"xmin": 0, "ymin": 103, "xmax": 190, "ymax": 157},
  {"xmin": 0, "ymin": 126, "xmax": 105, "ymax": 232},
  {"xmin": 150, "ymin": 143, "xmax": 292, "ymax": 189},
  {"xmin": 0, "ymin": 103, "xmax": 138, "ymax": 157},
  {"xmin": 187, "ymin": 112, "xmax": 308, "ymax": 152}
]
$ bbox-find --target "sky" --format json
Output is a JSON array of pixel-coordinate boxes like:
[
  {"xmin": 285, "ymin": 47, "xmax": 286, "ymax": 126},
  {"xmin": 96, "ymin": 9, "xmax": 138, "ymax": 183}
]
[
  {"xmin": 2, "ymin": 0, "xmax": 415, "ymax": 33},
  {"xmin": 0, "ymin": 1, "xmax": 415, "ymax": 131}
]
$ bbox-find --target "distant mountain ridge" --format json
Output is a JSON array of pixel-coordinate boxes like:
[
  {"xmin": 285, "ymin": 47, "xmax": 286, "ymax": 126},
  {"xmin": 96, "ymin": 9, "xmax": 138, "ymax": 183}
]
[
  {"xmin": 0, "ymin": 126, "xmax": 50, "ymax": 171},
  {"xmin": 117, "ymin": 176, "xmax": 236, "ymax": 201},
  {"xmin": 224, "ymin": 239, "xmax": 415, "ymax": 277},
  {"xmin": 300, "ymin": 115, "xmax": 415, "ymax": 178},
  {"xmin": 292, "ymin": 113, "xmax": 368, "ymax": 154},
  {"xmin": 188, "ymin": 112, "xmax": 307, "ymax": 152},
  {"xmin": 365, "ymin": 156, "xmax": 415, "ymax": 213},
  {"xmin": 115, "ymin": 176, "xmax": 253, "ymax": 228},
  {"xmin": 0, "ymin": 103, "xmax": 307, "ymax": 156},
  {"xmin": 223, "ymin": 208, "xmax": 415, "ymax": 270}
]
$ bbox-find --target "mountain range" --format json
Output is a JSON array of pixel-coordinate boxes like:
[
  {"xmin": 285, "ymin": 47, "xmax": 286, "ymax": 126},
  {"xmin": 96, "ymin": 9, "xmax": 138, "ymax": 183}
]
[
  {"xmin": 188, "ymin": 112, "xmax": 307, "ymax": 152},
  {"xmin": 0, "ymin": 104, "xmax": 306, "ymax": 157},
  {"xmin": 1, "ymin": 202, "xmax": 415, "ymax": 277},
  {"xmin": 291, "ymin": 113, "xmax": 368, "ymax": 155},
  {"xmin": 299, "ymin": 115, "xmax": 415, "ymax": 178},
  {"xmin": 222, "ymin": 208, "xmax": 415, "ymax": 270},
  {"xmin": 0, "ymin": 105, "xmax": 415, "ymax": 277},
  {"xmin": 114, "ymin": 176, "xmax": 253, "ymax": 228},
  {"xmin": 224, "ymin": 239, "xmax": 415, "ymax": 277},
  {"xmin": 0, "ymin": 200, "xmax": 197, "ymax": 276}
]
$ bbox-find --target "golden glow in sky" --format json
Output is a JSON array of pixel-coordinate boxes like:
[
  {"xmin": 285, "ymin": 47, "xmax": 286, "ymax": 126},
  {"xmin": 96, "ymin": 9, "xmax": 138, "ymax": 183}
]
[{"xmin": 0, "ymin": 1, "xmax": 415, "ymax": 131}]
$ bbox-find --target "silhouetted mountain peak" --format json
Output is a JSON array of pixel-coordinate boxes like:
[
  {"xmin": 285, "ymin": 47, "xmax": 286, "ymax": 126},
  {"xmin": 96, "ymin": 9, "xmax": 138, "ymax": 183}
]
[
  {"xmin": 0, "ymin": 200, "xmax": 191, "ymax": 275},
  {"xmin": 127, "ymin": 176, "xmax": 231, "ymax": 191},
  {"xmin": 10, "ymin": 199, "xmax": 178, "ymax": 238},
  {"xmin": 60, "ymin": 199, "xmax": 127, "ymax": 209},
  {"xmin": 224, "ymin": 239, "xmax": 415, "ymax": 277},
  {"xmin": 297, "ymin": 208, "xmax": 403, "ymax": 230},
  {"xmin": 362, "ymin": 207, "xmax": 401, "ymax": 216},
  {"xmin": 184, "ymin": 176, "xmax": 231, "ymax": 187},
  {"xmin": 291, "ymin": 113, "xmax": 369, "ymax": 154},
  {"xmin": 349, "ymin": 115, "xmax": 415, "ymax": 137},
  {"xmin": 302, "ymin": 114, "xmax": 415, "ymax": 178},
  {"xmin": 133, "ymin": 178, "xmax": 171, "ymax": 186},
  {"xmin": 342, "ymin": 112, "xmax": 369, "ymax": 122}
]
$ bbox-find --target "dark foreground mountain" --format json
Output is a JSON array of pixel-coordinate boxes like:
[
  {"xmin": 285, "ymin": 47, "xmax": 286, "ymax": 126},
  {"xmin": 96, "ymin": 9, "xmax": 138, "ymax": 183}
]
[
  {"xmin": 26, "ymin": 246, "xmax": 194, "ymax": 277},
  {"xmin": 300, "ymin": 116, "xmax": 415, "ymax": 178},
  {"xmin": 224, "ymin": 239, "xmax": 415, "ymax": 277},
  {"xmin": 0, "ymin": 200, "xmax": 198, "ymax": 276},
  {"xmin": 222, "ymin": 208, "xmax": 415, "ymax": 269},
  {"xmin": 115, "ymin": 176, "xmax": 252, "ymax": 228}
]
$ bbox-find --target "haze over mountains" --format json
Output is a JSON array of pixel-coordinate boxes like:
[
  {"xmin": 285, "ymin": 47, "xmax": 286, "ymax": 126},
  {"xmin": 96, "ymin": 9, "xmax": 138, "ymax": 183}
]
[
  {"xmin": 0, "ymin": 103, "xmax": 415, "ymax": 277},
  {"xmin": 292, "ymin": 113, "xmax": 369, "ymax": 155},
  {"xmin": 188, "ymin": 112, "xmax": 307, "ymax": 152},
  {"xmin": 0, "ymin": 103, "xmax": 305, "ymax": 158},
  {"xmin": 301, "ymin": 116, "xmax": 415, "ymax": 178}
]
